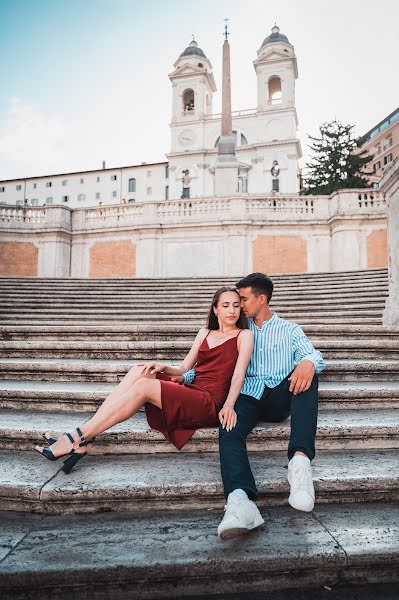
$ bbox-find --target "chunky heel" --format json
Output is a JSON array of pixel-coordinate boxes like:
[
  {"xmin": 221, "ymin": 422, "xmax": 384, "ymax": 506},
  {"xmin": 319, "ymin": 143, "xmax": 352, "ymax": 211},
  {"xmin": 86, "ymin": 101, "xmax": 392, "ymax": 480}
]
[{"xmin": 62, "ymin": 453, "xmax": 85, "ymax": 474}]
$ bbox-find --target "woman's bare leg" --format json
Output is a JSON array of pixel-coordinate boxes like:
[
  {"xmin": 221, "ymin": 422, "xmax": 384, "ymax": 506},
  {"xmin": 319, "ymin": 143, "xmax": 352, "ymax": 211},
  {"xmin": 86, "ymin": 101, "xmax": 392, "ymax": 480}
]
[
  {"xmin": 42, "ymin": 364, "xmax": 148, "ymax": 442},
  {"xmin": 36, "ymin": 376, "xmax": 162, "ymax": 457}
]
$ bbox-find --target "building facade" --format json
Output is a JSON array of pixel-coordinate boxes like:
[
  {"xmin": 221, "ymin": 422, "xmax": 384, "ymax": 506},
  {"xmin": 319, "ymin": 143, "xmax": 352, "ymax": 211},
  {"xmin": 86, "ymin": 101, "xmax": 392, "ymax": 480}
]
[
  {"xmin": 360, "ymin": 107, "xmax": 399, "ymax": 188},
  {"xmin": 0, "ymin": 26, "xmax": 301, "ymax": 208}
]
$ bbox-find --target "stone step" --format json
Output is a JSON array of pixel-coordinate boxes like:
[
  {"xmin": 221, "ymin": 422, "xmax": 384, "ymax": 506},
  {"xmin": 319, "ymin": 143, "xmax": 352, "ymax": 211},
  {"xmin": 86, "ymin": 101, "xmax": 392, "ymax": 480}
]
[
  {"xmin": 1, "ymin": 358, "xmax": 399, "ymax": 383},
  {"xmin": 3, "ymin": 379, "xmax": 399, "ymax": 412},
  {"xmin": 0, "ymin": 268, "xmax": 387, "ymax": 284},
  {"xmin": 0, "ymin": 501, "xmax": 397, "ymax": 599},
  {"xmin": 0, "ymin": 407, "xmax": 398, "ymax": 452},
  {"xmin": 0, "ymin": 339, "xmax": 396, "ymax": 359},
  {"xmin": 1, "ymin": 323, "xmax": 397, "ymax": 341},
  {"xmin": 0, "ymin": 285, "xmax": 389, "ymax": 300},
  {"xmin": 2, "ymin": 379, "xmax": 399, "ymax": 412},
  {"xmin": 0, "ymin": 448, "xmax": 398, "ymax": 514}
]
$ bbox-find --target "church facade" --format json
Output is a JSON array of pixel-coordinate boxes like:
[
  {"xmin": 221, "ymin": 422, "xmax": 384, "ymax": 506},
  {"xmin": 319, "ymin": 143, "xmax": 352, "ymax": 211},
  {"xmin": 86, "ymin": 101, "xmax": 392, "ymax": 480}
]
[
  {"xmin": 0, "ymin": 26, "xmax": 301, "ymax": 207},
  {"xmin": 0, "ymin": 26, "xmax": 389, "ymax": 278}
]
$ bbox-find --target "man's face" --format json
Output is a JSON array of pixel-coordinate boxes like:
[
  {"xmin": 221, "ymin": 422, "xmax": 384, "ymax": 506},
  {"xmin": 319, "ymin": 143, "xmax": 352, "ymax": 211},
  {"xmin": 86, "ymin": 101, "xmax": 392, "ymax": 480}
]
[{"xmin": 238, "ymin": 287, "xmax": 267, "ymax": 318}]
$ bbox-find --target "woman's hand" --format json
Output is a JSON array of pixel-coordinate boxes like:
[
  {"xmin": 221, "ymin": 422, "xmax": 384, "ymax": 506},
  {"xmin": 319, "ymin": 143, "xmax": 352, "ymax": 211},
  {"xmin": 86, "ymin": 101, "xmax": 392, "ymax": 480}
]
[
  {"xmin": 143, "ymin": 362, "xmax": 165, "ymax": 376},
  {"xmin": 219, "ymin": 404, "xmax": 237, "ymax": 431},
  {"xmin": 170, "ymin": 374, "xmax": 184, "ymax": 384}
]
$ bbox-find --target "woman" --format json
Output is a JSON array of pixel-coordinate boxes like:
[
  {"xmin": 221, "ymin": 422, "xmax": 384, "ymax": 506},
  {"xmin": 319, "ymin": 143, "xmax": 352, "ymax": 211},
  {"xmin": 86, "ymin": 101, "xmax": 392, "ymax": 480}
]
[{"xmin": 35, "ymin": 287, "xmax": 254, "ymax": 472}]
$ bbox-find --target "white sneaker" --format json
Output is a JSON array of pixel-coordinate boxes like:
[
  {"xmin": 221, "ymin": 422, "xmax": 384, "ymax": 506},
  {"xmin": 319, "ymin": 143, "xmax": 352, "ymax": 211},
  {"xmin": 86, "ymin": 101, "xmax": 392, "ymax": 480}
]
[
  {"xmin": 287, "ymin": 455, "xmax": 315, "ymax": 512},
  {"xmin": 217, "ymin": 490, "xmax": 264, "ymax": 540}
]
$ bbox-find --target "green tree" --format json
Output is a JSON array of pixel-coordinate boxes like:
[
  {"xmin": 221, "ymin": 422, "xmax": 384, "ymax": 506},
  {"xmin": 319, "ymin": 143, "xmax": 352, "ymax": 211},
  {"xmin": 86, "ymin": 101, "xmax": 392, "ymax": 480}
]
[{"xmin": 302, "ymin": 120, "xmax": 373, "ymax": 195}]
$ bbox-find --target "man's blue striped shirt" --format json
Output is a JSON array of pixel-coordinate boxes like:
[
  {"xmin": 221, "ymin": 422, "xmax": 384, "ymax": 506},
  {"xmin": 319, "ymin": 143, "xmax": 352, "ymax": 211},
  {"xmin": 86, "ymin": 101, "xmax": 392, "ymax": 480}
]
[{"xmin": 182, "ymin": 312, "xmax": 325, "ymax": 399}]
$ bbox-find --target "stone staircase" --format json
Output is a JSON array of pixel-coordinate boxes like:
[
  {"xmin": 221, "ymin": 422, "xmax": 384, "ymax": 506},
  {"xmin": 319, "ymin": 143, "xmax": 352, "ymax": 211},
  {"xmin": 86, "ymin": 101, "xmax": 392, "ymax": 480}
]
[{"xmin": 0, "ymin": 268, "xmax": 398, "ymax": 599}]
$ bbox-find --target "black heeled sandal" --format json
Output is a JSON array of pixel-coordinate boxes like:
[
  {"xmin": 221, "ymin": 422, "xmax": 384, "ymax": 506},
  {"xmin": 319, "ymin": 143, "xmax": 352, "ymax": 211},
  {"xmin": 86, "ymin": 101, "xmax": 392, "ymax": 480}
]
[
  {"xmin": 39, "ymin": 430, "xmax": 96, "ymax": 474},
  {"xmin": 35, "ymin": 426, "xmax": 89, "ymax": 465}
]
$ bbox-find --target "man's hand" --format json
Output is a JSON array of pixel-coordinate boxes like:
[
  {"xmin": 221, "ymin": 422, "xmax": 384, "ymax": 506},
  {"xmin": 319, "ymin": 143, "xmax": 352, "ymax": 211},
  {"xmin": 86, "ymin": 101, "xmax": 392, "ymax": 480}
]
[
  {"xmin": 219, "ymin": 404, "xmax": 237, "ymax": 431},
  {"xmin": 288, "ymin": 359, "xmax": 315, "ymax": 395}
]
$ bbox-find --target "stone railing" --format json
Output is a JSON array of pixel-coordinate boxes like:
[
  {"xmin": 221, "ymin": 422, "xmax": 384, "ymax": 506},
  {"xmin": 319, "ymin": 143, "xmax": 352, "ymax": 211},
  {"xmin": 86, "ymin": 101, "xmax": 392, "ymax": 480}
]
[
  {"xmin": 0, "ymin": 204, "xmax": 72, "ymax": 230},
  {"xmin": 0, "ymin": 205, "xmax": 47, "ymax": 225},
  {"xmin": 0, "ymin": 189, "xmax": 387, "ymax": 232}
]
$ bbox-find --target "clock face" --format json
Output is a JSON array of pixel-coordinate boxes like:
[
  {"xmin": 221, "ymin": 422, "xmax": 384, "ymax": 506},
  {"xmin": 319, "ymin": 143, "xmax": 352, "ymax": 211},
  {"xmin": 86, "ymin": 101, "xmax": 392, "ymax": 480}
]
[{"xmin": 178, "ymin": 129, "xmax": 195, "ymax": 146}]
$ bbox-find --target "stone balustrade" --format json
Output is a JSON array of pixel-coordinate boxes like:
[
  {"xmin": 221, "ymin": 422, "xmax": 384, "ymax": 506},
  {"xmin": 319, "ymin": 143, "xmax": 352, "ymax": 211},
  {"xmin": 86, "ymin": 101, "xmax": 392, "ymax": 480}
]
[{"xmin": 0, "ymin": 190, "xmax": 386, "ymax": 232}]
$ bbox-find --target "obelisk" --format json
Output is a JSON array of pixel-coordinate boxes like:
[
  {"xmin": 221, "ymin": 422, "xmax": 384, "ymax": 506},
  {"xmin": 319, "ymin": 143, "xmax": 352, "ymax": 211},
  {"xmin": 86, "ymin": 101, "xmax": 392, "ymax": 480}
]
[{"xmin": 213, "ymin": 19, "xmax": 239, "ymax": 196}]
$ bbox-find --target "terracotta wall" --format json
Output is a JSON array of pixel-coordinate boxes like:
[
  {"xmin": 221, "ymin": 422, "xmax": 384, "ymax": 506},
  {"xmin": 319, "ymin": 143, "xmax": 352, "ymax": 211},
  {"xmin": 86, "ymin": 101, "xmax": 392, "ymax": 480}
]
[
  {"xmin": 252, "ymin": 235, "xmax": 308, "ymax": 274},
  {"xmin": 367, "ymin": 229, "xmax": 388, "ymax": 268},
  {"xmin": 0, "ymin": 242, "xmax": 38, "ymax": 276},
  {"xmin": 90, "ymin": 240, "xmax": 136, "ymax": 278}
]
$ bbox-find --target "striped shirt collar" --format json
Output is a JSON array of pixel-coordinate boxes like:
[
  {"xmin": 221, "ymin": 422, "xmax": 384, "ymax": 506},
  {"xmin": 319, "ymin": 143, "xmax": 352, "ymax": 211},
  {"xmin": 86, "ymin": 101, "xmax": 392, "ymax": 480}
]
[{"xmin": 249, "ymin": 312, "xmax": 278, "ymax": 331}]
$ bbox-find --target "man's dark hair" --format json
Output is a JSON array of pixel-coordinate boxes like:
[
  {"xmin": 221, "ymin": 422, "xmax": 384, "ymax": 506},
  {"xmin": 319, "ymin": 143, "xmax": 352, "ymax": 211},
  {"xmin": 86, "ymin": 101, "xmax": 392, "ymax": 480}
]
[{"xmin": 236, "ymin": 272, "xmax": 274, "ymax": 303}]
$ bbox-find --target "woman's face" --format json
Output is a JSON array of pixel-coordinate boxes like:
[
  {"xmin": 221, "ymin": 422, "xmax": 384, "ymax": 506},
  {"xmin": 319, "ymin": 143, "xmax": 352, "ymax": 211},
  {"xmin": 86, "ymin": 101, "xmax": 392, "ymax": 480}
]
[{"xmin": 213, "ymin": 291, "xmax": 241, "ymax": 326}]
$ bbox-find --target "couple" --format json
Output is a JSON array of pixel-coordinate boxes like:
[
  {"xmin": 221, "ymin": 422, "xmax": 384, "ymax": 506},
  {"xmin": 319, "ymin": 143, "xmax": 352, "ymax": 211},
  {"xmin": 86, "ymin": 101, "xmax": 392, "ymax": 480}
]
[{"xmin": 35, "ymin": 272, "xmax": 325, "ymax": 541}]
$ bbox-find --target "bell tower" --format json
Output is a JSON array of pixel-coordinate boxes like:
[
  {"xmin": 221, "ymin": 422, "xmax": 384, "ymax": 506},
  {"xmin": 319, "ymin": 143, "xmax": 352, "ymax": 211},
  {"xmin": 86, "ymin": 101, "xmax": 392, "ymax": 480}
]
[
  {"xmin": 169, "ymin": 39, "xmax": 216, "ymax": 132},
  {"xmin": 253, "ymin": 25, "xmax": 298, "ymax": 112}
]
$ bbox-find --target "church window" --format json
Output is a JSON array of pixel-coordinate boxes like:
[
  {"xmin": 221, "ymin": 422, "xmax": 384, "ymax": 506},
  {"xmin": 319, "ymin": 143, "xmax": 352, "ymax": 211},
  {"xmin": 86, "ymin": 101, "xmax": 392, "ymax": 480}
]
[
  {"xmin": 241, "ymin": 133, "xmax": 248, "ymax": 145},
  {"xmin": 165, "ymin": 165, "xmax": 169, "ymax": 178},
  {"xmin": 147, "ymin": 170, "xmax": 152, "ymax": 177},
  {"xmin": 112, "ymin": 191, "xmax": 117, "ymax": 198},
  {"xmin": 272, "ymin": 179, "xmax": 279, "ymax": 192},
  {"xmin": 96, "ymin": 192, "xmax": 100, "ymax": 199},
  {"xmin": 46, "ymin": 181, "xmax": 52, "ymax": 187},
  {"xmin": 268, "ymin": 76, "xmax": 282, "ymax": 105},
  {"xmin": 46, "ymin": 197, "xmax": 53, "ymax": 204},
  {"xmin": 16, "ymin": 184, "xmax": 22, "ymax": 190},
  {"xmin": 146, "ymin": 186, "xmax": 152, "ymax": 195},
  {"xmin": 31, "ymin": 198, "xmax": 39, "ymax": 206},
  {"xmin": 78, "ymin": 194, "xmax": 85, "ymax": 201},
  {"xmin": 165, "ymin": 185, "xmax": 169, "ymax": 200},
  {"xmin": 33, "ymin": 183, "xmax": 37, "ymax": 188},
  {"xmin": 80, "ymin": 178, "xmax": 84, "ymax": 184},
  {"xmin": 16, "ymin": 199, "xmax": 23, "ymax": 206},
  {"xmin": 183, "ymin": 89, "xmax": 195, "ymax": 113},
  {"xmin": 62, "ymin": 180, "xmax": 68, "ymax": 186},
  {"xmin": 97, "ymin": 176, "xmax": 100, "ymax": 182},
  {"xmin": 128, "ymin": 178, "xmax": 136, "ymax": 192},
  {"xmin": 62, "ymin": 196, "xmax": 69, "ymax": 202},
  {"xmin": 0, "ymin": 187, "xmax": 5, "ymax": 192},
  {"xmin": 111, "ymin": 175, "xmax": 117, "ymax": 181}
]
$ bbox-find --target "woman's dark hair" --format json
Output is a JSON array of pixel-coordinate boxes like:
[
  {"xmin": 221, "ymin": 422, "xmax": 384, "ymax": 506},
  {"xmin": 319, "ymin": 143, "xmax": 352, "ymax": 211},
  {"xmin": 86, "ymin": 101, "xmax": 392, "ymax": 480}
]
[
  {"xmin": 236, "ymin": 272, "xmax": 274, "ymax": 303},
  {"xmin": 206, "ymin": 287, "xmax": 247, "ymax": 330}
]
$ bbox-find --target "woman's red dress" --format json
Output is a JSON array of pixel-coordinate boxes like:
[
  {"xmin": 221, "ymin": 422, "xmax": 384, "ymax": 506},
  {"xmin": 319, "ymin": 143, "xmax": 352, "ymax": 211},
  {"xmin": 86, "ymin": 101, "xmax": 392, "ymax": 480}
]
[{"xmin": 145, "ymin": 331, "xmax": 241, "ymax": 450}]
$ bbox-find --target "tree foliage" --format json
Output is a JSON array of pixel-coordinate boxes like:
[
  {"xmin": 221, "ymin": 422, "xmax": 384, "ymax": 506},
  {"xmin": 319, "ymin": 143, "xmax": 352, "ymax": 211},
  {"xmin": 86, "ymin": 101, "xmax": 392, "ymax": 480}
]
[{"xmin": 302, "ymin": 120, "xmax": 373, "ymax": 195}]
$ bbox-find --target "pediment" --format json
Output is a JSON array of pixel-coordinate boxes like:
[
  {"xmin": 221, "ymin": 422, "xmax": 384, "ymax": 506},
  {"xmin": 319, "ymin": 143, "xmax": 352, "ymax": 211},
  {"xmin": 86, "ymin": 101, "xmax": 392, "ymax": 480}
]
[
  {"xmin": 255, "ymin": 48, "xmax": 292, "ymax": 64},
  {"xmin": 170, "ymin": 64, "xmax": 203, "ymax": 78}
]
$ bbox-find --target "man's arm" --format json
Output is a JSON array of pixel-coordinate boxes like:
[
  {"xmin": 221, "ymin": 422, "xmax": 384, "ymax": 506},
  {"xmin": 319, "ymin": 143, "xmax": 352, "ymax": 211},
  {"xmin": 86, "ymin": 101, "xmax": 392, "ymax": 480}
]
[
  {"xmin": 292, "ymin": 325, "xmax": 325, "ymax": 373},
  {"xmin": 289, "ymin": 326, "xmax": 325, "ymax": 394}
]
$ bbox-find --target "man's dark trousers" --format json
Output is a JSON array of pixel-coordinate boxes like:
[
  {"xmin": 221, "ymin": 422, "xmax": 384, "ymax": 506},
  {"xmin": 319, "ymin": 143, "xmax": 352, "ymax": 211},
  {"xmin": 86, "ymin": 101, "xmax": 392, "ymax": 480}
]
[{"xmin": 219, "ymin": 374, "xmax": 319, "ymax": 501}]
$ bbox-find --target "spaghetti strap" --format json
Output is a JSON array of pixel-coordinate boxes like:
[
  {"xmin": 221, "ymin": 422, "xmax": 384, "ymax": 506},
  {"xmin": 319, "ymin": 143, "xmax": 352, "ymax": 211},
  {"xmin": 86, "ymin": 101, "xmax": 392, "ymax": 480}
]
[
  {"xmin": 236, "ymin": 330, "xmax": 243, "ymax": 338},
  {"xmin": 204, "ymin": 329, "xmax": 212, "ymax": 340}
]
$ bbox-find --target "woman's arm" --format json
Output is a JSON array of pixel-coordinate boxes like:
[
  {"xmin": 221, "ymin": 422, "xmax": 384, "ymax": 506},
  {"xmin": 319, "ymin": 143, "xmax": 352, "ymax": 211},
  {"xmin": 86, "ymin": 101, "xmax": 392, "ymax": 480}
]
[
  {"xmin": 219, "ymin": 329, "xmax": 254, "ymax": 431},
  {"xmin": 146, "ymin": 329, "xmax": 208, "ymax": 376}
]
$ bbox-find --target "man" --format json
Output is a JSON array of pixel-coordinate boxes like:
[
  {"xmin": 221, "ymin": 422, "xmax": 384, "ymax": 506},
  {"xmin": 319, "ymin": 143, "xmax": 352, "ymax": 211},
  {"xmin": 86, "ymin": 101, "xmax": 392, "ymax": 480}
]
[{"xmin": 217, "ymin": 272, "xmax": 324, "ymax": 540}]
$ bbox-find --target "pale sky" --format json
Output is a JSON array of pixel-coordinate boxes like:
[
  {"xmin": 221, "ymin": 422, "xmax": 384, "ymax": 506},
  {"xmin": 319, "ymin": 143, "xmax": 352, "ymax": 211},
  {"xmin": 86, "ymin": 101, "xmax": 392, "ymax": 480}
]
[{"xmin": 0, "ymin": 0, "xmax": 398, "ymax": 180}]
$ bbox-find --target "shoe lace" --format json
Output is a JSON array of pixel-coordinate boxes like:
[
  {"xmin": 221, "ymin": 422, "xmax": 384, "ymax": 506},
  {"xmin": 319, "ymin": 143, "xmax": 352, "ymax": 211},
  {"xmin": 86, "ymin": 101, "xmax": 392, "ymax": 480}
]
[{"xmin": 291, "ymin": 465, "xmax": 313, "ymax": 493}]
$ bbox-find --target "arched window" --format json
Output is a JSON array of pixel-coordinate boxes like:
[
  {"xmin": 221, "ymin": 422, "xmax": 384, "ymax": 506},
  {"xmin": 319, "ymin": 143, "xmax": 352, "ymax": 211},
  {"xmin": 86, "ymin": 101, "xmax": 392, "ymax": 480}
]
[
  {"xmin": 183, "ymin": 88, "xmax": 195, "ymax": 113},
  {"xmin": 268, "ymin": 76, "xmax": 282, "ymax": 104},
  {"xmin": 128, "ymin": 178, "xmax": 136, "ymax": 192}
]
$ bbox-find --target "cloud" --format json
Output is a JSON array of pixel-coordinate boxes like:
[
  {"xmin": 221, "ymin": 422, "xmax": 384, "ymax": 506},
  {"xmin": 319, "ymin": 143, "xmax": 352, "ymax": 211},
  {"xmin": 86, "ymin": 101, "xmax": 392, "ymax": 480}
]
[{"xmin": 0, "ymin": 98, "xmax": 69, "ymax": 177}]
